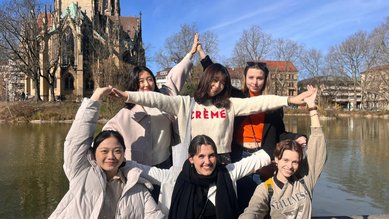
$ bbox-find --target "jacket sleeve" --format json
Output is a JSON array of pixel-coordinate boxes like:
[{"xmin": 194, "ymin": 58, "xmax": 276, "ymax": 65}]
[
  {"xmin": 200, "ymin": 55, "xmax": 214, "ymax": 70},
  {"xmin": 160, "ymin": 53, "xmax": 193, "ymax": 96},
  {"xmin": 302, "ymin": 127, "xmax": 327, "ymax": 189},
  {"xmin": 63, "ymin": 98, "xmax": 100, "ymax": 180},
  {"xmin": 124, "ymin": 161, "xmax": 179, "ymax": 185},
  {"xmin": 126, "ymin": 91, "xmax": 185, "ymax": 116},
  {"xmin": 227, "ymin": 150, "xmax": 271, "ymax": 181},
  {"xmin": 239, "ymin": 184, "xmax": 269, "ymax": 219},
  {"xmin": 230, "ymin": 95, "xmax": 288, "ymax": 116},
  {"xmin": 143, "ymin": 188, "xmax": 165, "ymax": 219}
]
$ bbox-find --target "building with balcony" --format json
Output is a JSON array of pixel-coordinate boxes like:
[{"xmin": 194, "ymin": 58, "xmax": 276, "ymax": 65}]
[
  {"xmin": 361, "ymin": 64, "xmax": 389, "ymax": 111},
  {"xmin": 299, "ymin": 76, "xmax": 362, "ymax": 110}
]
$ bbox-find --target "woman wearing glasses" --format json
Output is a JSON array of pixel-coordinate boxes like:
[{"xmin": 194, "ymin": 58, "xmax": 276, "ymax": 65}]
[
  {"xmin": 198, "ymin": 45, "xmax": 307, "ymax": 212},
  {"xmin": 239, "ymin": 86, "xmax": 326, "ymax": 219}
]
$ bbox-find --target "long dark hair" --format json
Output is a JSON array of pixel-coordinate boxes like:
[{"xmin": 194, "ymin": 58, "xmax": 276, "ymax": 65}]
[
  {"xmin": 125, "ymin": 66, "xmax": 160, "ymax": 109},
  {"xmin": 194, "ymin": 63, "xmax": 232, "ymax": 108},
  {"xmin": 242, "ymin": 62, "xmax": 270, "ymax": 96}
]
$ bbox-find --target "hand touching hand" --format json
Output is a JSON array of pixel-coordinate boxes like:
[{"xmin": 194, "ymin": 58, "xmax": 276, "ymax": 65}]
[
  {"xmin": 288, "ymin": 85, "xmax": 317, "ymax": 105},
  {"xmin": 303, "ymin": 85, "xmax": 317, "ymax": 108},
  {"xmin": 90, "ymin": 86, "xmax": 113, "ymax": 101},
  {"xmin": 111, "ymin": 88, "xmax": 129, "ymax": 101},
  {"xmin": 190, "ymin": 33, "xmax": 199, "ymax": 55}
]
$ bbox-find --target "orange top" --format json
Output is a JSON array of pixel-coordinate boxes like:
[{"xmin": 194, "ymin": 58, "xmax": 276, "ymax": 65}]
[{"xmin": 235, "ymin": 91, "xmax": 265, "ymax": 144}]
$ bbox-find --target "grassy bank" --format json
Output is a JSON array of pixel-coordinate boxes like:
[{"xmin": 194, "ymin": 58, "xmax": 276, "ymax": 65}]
[
  {"xmin": 1, "ymin": 101, "xmax": 388, "ymax": 123},
  {"xmin": 0, "ymin": 98, "xmax": 124, "ymax": 123}
]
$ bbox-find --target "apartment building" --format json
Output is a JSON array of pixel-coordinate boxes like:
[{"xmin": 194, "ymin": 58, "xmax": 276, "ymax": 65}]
[{"xmin": 361, "ymin": 64, "xmax": 389, "ymax": 110}]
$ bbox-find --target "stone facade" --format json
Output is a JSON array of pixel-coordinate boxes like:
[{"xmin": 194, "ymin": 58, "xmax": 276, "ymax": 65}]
[{"xmin": 26, "ymin": 0, "xmax": 145, "ymax": 101}]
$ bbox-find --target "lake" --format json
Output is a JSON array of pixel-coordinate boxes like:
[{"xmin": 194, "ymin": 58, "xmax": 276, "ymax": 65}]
[{"xmin": 0, "ymin": 116, "xmax": 388, "ymax": 218}]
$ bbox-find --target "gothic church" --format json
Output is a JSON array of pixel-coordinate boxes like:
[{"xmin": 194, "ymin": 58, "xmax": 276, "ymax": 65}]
[{"xmin": 27, "ymin": 0, "xmax": 145, "ymax": 100}]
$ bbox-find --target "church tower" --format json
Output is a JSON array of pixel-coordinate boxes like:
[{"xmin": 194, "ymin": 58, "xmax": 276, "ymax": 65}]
[{"xmin": 55, "ymin": 0, "xmax": 120, "ymax": 19}]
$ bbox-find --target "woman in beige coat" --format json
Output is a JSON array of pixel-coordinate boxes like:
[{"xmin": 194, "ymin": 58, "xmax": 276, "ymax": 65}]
[{"xmin": 49, "ymin": 87, "xmax": 163, "ymax": 219}]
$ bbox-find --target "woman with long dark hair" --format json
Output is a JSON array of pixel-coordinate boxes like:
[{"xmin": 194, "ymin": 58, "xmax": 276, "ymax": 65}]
[
  {"xmin": 198, "ymin": 45, "xmax": 307, "ymax": 212},
  {"xmin": 111, "ymin": 64, "xmax": 314, "ymax": 165},
  {"xmin": 103, "ymin": 34, "xmax": 199, "ymax": 168}
]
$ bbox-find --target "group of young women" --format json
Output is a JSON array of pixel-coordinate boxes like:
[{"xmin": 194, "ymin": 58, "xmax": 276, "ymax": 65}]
[{"xmin": 49, "ymin": 33, "xmax": 327, "ymax": 219}]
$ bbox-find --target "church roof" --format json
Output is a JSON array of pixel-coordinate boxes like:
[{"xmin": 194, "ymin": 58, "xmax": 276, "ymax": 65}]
[
  {"xmin": 108, "ymin": 16, "xmax": 140, "ymax": 39},
  {"xmin": 61, "ymin": 2, "xmax": 85, "ymax": 20}
]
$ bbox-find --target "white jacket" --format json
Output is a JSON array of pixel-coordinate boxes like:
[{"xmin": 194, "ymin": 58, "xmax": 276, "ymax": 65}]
[
  {"xmin": 102, "ymin": 53, "xmax": 193, "ymax": 165},
  {"xmin": 125, "ymin": 150, "xmax": 271, "ymax": 216},
  {"xmin": 49, "ymin": 98, "xmax": 164, "ymax": 219}
]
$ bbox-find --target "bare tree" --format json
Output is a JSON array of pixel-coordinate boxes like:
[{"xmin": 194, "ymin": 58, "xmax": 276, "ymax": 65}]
[
  {"xmin": 0, "ymin": 0, "xmax": 42, "ymax": 101},
  {"xmin": 232, "ymin": 25, "xmax": 272, "ymax": 67},
  {"xmin": 368, "ymin": 17, "xmax": 389, "ymax": 66},
  {"xmin": 155, "ymin": 24, "xmax": 218, "ymax": 69},
  {"xmin": 299, "ymin": 48, "xmax": 325, "ymax": 79},
  {"xmin": 326, "ymin": 31, "xmax": 370, "ymax": 110},
  {"xmin": 271, "ymin": 38, "xmax": 302, "ymax": 95}
]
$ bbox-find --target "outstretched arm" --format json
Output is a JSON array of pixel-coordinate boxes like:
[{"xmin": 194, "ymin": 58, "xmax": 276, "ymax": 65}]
[
  {"xmin": 198, "ymin": 42, "xmax": 214, "ymax": 71},
  {"xmin": 111, "ymin": 88, "xmax": 185, "ymax": 116},
  {"xmin": 160, "ymin": 33, "xmax": 199, "ymax": 96},
  {"xmin": 64, "ymin": 86, "xmax": 113, "ymax": 180},
  {"xmin": 287, "ymin": 85, "xmax": 316, "ymax": 105},
  {"xmin": 302, "ymin": 85, "xmax": 326, "ymax": 188},
  {"xmin": 304, "ymin": 85, "xmax": 320, "ymax": 127}
]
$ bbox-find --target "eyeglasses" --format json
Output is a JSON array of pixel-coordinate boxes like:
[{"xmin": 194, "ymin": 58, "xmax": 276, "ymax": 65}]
[{"xmin": 246, "ymin": 61, "xmax": 267, "ymax": 68}]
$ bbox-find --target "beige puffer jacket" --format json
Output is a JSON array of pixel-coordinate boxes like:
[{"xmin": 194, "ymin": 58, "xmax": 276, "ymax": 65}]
[{"xmin": 49, "ymin": 99, "xmax": 164, "ymax": 219}]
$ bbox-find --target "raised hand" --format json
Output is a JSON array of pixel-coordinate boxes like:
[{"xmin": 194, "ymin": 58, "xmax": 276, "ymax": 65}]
[
  {"xmin": 303, "ymin": 85, "xmax": 317, "ymax": 107},
  {"xmin": 288, "ymin": 85, "xmax": 317, "ymax": 105},
  {"xmin": 111, "ymin": 88, "xmax": 129, "ymax": 101},
  {"xmin": 190, "ymin": 33, "xmax": 199, "ymax": 55},
  {"xmin": 90, "ymin": 86, "xmax": 113, "ymax": 101}
]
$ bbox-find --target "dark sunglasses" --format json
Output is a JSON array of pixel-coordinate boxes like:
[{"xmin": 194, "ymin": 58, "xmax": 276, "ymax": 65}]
[{"xmin": 246, "ymin": 61, "xmax": 267, "ymax": 68}]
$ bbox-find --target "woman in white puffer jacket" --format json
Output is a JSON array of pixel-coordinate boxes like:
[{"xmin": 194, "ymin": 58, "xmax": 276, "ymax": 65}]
[{"xmin": 49, "ymin": 87, "xmax": 164, "ymax": 219}]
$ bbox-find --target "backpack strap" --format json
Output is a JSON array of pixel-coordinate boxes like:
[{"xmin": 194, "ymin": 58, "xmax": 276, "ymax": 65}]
[
  {"xmin": 265, "ymin": 178, "xmax": 274, "ymax": 198},
  {"xmin": 264, "ymin": 178, "xmax": 274, "ymax": 219}
]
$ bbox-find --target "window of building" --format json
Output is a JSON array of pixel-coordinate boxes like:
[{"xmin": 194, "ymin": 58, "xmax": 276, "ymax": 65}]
[
  {"xmin": 64, "ymin": 73, "xmax": 74, "ymax": 90},
  {"xmin": 61, "ymin": 28, "xmax": 75, "ymax": 67}
]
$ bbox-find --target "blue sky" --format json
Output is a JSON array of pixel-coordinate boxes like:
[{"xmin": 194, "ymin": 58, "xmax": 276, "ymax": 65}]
[{"xmin": 122, "ymin": 0, "xmax": 389, "ymax": 73}]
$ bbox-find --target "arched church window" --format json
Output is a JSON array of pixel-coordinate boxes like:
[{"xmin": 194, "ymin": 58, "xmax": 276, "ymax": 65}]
[
  {"xmin": 61, "ymin": 27, "xmax": 75, "ymax": 67},
  {"xmin": 64, "ymin": 73, "xmax": 74, "ymax": 90}
]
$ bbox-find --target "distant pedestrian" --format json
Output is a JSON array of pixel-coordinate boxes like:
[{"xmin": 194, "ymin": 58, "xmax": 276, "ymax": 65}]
[{"xmin": 20, "ymin": 91, "xmax": 25, "ymax": 101}]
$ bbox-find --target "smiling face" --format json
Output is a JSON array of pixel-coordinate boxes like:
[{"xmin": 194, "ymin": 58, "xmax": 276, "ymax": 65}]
[
  {"xmin": 246, "ymin": 68, "xmax": 266, "ymax": 96},
  {"xmin": 189, "ymin": 144, "xmax": 217, "ymax": 176},
  {"xmin": 138, "ymin": 71, "xmax": 155, "ymax": 92},
  {"xmin": 207, "ymin": 73, "xmax": 225, "ymax": 97},
  {"xmin": 275, "ymin": 150, "xmax": 300, "ymax": 183},
  {"xmin": 95, "ymin": 136, "xmax": 125, "ymax": 179}
]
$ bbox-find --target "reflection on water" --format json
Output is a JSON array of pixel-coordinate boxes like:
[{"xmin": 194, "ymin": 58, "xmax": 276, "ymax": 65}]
[
  {"xmin": 284, "ymin": 116, "xmax": 389, "ymax": 216},
  {"xmin": 0, "ymin": 123, "xmax": 70, "ymax": 218},
  {"xmin": 0, "ymin": 118, "xmax": 388, "ymax": 218}
]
